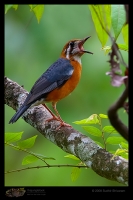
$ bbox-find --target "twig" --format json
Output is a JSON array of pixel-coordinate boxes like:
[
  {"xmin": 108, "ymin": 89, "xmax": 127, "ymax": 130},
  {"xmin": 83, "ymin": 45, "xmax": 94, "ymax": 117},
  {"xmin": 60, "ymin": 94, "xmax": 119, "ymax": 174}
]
[{"xmin": 5, "ymin": 164, "xmax": 88, "ymax": 174}]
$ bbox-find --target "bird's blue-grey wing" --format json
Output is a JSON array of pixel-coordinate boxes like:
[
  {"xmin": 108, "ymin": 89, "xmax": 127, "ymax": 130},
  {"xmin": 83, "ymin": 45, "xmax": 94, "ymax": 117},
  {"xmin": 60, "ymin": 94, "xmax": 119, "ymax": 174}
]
[{"xmin": 24, "ymin": 58, "xmax": 74, "ymax": 105}]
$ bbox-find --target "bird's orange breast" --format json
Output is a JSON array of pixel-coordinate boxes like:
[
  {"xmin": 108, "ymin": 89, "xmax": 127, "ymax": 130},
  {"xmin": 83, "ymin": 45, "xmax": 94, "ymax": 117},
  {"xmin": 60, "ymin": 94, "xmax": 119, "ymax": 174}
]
[{"xmin": 45, "ymin": 60, "xmax": 82, "ymax": 103}]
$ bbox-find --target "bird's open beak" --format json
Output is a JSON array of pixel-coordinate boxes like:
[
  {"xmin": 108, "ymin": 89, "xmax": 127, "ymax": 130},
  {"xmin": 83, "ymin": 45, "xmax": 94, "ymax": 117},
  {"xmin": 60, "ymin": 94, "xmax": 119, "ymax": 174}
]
[{"xmin": 79, "ymin": 36, "xmax": 93, "ymax": 54}]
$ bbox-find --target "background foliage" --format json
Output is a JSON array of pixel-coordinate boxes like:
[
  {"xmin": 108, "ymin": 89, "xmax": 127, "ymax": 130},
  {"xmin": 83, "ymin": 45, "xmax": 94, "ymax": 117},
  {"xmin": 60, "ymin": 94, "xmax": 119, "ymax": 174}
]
[{"xmin": 5, "ymin": 5, "xmax": 128, "ymax": 186}]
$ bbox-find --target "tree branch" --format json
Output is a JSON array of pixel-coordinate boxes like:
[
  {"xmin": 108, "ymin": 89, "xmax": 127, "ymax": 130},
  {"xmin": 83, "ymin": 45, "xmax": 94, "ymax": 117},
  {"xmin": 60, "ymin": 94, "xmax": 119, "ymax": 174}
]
[
  {"xmin": 108, "ymin": 82, "xmax": 128, "ymax": 141},
  {"xmin": 4, "ymin": 76, "xmax": 128, "ymax": 185}
]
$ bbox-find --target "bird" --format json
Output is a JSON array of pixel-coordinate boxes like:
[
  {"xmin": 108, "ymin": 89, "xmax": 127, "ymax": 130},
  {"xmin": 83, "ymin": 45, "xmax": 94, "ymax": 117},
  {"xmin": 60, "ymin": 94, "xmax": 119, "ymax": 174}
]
[{"xmin": 9, "ymin": 36, "xmax": 93, "ymax": 129}]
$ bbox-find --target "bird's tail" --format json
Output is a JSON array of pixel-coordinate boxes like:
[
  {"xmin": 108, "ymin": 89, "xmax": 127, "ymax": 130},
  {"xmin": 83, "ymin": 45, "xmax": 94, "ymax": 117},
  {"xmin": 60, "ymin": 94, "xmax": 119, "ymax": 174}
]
[{"xmin": 9, "ymin": 104, "xmax": 30, "ymax": 124}]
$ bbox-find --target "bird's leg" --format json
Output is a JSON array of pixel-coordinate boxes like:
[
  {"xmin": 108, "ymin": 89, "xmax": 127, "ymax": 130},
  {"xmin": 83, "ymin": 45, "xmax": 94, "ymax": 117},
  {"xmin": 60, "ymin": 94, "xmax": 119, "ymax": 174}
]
[
  {"xmin": 51, "ymin": 102, "xmax": 72, "ymax": 129},
  {"xmin": 43, "ymin": 103, "xmax": 71, "ymax": 129},
  {"xmin": 42, "ymin": 104, "xmax": 59, "ymax": 120},
  {"xmin": 52, "ymin": 102, "xmax": 63, "ymax": 121}
]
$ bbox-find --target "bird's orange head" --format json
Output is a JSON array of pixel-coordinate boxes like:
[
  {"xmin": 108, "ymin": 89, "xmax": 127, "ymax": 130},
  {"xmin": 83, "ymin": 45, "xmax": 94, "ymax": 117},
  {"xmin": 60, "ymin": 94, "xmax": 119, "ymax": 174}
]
[{"xmin": 60, "ymin": 36, "xmax": 93, "ymax": 60}]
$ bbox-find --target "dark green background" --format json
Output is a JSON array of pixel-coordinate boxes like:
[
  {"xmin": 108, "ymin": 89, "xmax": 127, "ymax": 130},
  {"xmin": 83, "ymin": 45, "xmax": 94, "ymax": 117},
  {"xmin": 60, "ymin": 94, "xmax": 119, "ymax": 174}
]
[{"xmin": 5, "ymin": 5, "xmax": 128, "ymax": 186}]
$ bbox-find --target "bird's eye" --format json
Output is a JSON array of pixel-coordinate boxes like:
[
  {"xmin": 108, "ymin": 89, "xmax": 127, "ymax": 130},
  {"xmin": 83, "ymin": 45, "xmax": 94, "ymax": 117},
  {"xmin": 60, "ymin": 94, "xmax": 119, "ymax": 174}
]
[{"xmin": 69, "ymin": 41, "xmax": 74, "ymax": 48}]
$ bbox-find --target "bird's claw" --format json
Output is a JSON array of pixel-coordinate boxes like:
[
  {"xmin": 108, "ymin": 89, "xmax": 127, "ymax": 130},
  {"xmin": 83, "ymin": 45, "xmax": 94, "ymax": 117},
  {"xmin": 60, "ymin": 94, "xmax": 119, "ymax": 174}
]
[{"xmin": 46, "ymin": 116, "xmax": 72, "ymax": 130}]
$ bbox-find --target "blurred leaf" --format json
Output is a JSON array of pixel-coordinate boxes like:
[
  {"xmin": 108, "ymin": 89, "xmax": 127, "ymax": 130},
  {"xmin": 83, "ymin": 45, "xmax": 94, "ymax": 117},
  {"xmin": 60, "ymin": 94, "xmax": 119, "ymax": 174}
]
[
  {"xmin": 111, "ymin": 5, "xmax": 126, "ymax": 39},
  {"xmin": 115, "ymin": 149, "xmax": 127, "ymax": 155},
  {"xmin": 119, "ymin": 152, "xmax": 128, "ymax": 159},
  {"xmin": 120, "ymin": 142, "xmax": 128, "ymax": 150},
  {"xmin": 5, "ymin": 5, "xmax": 13, "ymax": 14},
  {"xmin": 122, "ymin": 24, "xmax": 128, "ymax": 46},
  {"xmin": 118, "ymin": 43, "xmax": 128, "ymax": 51},
  {"xmin": 111, "ymin": 148, "xmax": 128, "ymax": 160},
  {"xmin": 5, "ymin": 4, "xmax": 18, "ymax": 14},
  {"xmin": 17, "ymin": 135, "xmax": 37, "ymax": 149},
  {"xmin": 108, "ymin": 150, "xmax": 115, "ymax": 154},
  {"xmin": 12, "ymin": 5, "xmax": 18, "ymax": 10},
  {"xmin": 22, "ymin": 155, "xmax": 39, "ymax": 165},
  {"xmin": 101, "ymin": 46, "xmax": 111, "ymax": 54},
  {"xmin": 73, "ymin": 119, "xmax": 88, "ymax": 125},
  {"xmin": 71, "ymin": 167, "xmax": 81, "ymax": 182},
  {"xmin": 102, "ymin": 125, "xmax": 118, "ymax": 133},
  {"xmin": 83, "ymin": 126, "xmax": 102, "ymax": 137},
  {"xmin": 73, "ymin": 114, "xmax": 99, "ymax": 125},
  {"xmin": 5, "ymin": 132, "xmax": 23, "ymax": 143},
  {"xmin": 99, "ymin": 114, "xmax": 108, "ymax": 119},
  {"xmin": 94, "ymin": 141, "xmax": 104, "ymax": 148},
  {"xmin": 106, "ymin": 136, "xmax": 126, "ymax": 145},
  {"xmin": 64, "ymin": 154, "xmax": 80, "ymax": 161},
  {"xmin": 29, "ymin": 4, "xmax": 37, "ymax": 9},
  {"xmin": 89, "ymin": 5, "xmax": 111, "ymax": 46},
  {"xmin": 29, "ymin": 5, "xmax": 44, "ymax": 23},
  {"xmin": 22, "ymin": 153, "xmax": 55, "ymax": 165}
]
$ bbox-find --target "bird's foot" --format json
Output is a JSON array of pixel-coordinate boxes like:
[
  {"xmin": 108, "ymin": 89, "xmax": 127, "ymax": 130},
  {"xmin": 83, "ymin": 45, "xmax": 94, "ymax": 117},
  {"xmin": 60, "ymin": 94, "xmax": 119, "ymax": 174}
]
[
  {"xmin": 56, "ymin": 121, "xmax": 72, "ymax": 130},
  {"xmin": 46, "ymin": 116, "xmax": 72, "ymax": 130}
]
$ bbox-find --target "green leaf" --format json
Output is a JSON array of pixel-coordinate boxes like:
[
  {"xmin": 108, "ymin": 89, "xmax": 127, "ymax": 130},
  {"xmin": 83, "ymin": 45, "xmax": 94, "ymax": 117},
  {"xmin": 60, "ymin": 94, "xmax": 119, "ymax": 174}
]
[
  {"xmin": 73, "ymin": 114, "xmax": 99, "ymax": 125},
  {"xmin": 101, "ymin": 46, "xmax": 111, "ymax": 54},
  {"xmin": 22, "ymin": 155, "xmax": 39, "ymax": 165},
  {"xmin": 5, "ymin": 4, "xmax": 18, "ymax": 14},
  {"xmin": 12, "ymin": 5, "xmax": 18, "ymax": 10},
  {"xmin": 102, "ymin": 125, "xmax": 118, "ymax": 133},
  {"xmin": 30, "ymin": 5, "xmax": 44, "ymax": 23},
  {"xmin": 22, "ymin": 153, "xmax": 55, "ymax": 165},
  {"xmin": 64, "ymin": 154, "xmax": 80, "ymax": 161},
  {"xmin": 89, "ymin": 5, "xmax": 111, "ymax": 46},
  {"xmin": 111, "ymin": 148, "xmax": 128, "ymax": 160},
  {"xmin": 5, "ymin": 5, "xmax": 13, "ymax": 14},
  {"xmin": 94, "ymin": 141, "xmax": 104, "ymax": 148},
  {"xmin": 119, "ymin": 152, "xmax": 128, "ymax": 159},
  {"xmin": 17, "ymin": 135, "xmax": 38, "ymax": 149},
  {"xmin": 106, "ymin": 136, "xmax": 126, "ymax": 145},
  {"xmin": 99, "ymin": 114, "xmax": 108, "ymax": 119},
  {"xmin": 82, "ymin": 126, "xmax": 102, "ymax": 137},
  {"xmin": 108, "ymin": 150, "xmax": 115, "ymax": 154},
  {"xmin": 120, "ymin": 142, "xmax": 128, "ymax": 150},
  {"xmin": 5, "ymin": 132, "xmax": 23, "ymax": 143},
  {"xmin": 122, "ymin": 24, "xmax": 128, "ymax": 46},
  {"xmin": 111, "ymin": 5, "xmax": 126, "ymax": 39},
  {"xmin": 71, "ymin": 167, "xmax": 81, "ymax": 182},
  {"xmin": 29, "ymin": 4, "xmax": 37, "ymax": 10},
  {"xmin": 115, "ymin": 149, "xmax": 126, "ymax": 155},
  {"xmin": 117, "ymin": 43, "xmax": 128, "ymax": 51}
]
